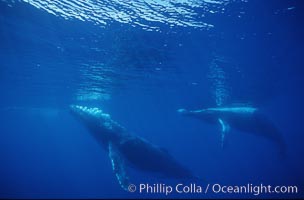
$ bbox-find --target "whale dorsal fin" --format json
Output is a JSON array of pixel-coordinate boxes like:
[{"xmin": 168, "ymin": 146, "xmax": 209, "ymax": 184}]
[
  {"xmin": 108, "ymin": 142, "xmax": 130, "ymax": 191},
  {"xmin": 218, "ymin": 118, "xmax": 230, "ymax": 148}
]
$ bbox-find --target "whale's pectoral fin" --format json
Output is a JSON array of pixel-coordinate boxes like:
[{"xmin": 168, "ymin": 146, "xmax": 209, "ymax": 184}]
[
  {"xmin": 108, "ymin": 142, "xmax": 130, "ymax": 191},
  {"xmin": 218, "ymin": 118, "xmax": 230, "ymax": 148}
]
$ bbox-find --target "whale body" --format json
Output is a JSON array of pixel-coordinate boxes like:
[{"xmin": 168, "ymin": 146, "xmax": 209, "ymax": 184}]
[
  {"xmin": 178, "ymin": 106, "xmax": 286, "ymax": 154},
  {"xmin": 70, "ymin": 105, "xmax": 195, "ymax": 190}
]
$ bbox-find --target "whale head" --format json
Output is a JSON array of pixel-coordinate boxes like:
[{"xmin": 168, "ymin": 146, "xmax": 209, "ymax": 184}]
[
  {"xmin": 70, "ymin": 105, "xmax": 110, "ymax": 122},
  {"xmin": 69, "ymin": 105, "xmax": 126, "ymax": 142}
]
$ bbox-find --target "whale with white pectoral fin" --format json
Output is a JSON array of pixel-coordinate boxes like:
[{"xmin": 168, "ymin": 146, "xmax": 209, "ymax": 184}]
[
  {"xmin": 70, "ymin": 105, "xmax": 198, "ymax": 190},
  {"xmin": 177, "ymin": 106, "xmax": 286, "ymax": 155}
]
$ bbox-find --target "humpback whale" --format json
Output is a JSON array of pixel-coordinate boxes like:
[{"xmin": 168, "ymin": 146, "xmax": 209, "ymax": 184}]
[
  {"xmin": 70, "ymin": 105, "xmax": 196, "ymax": 190},
  {"xmin": 178, "ymin": 106, "xmax": 286, "ymax": 154}
]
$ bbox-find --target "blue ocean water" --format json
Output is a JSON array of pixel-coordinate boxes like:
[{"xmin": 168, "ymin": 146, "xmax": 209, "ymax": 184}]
[{"xmin": 0, "ymin": 0, "xmax": 303, "ymax": 199}]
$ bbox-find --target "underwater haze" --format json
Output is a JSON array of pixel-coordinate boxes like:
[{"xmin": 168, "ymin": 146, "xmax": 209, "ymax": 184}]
[{"xmin": 0, "ymin": 0, "xmax": 303, "ymax": 199}]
